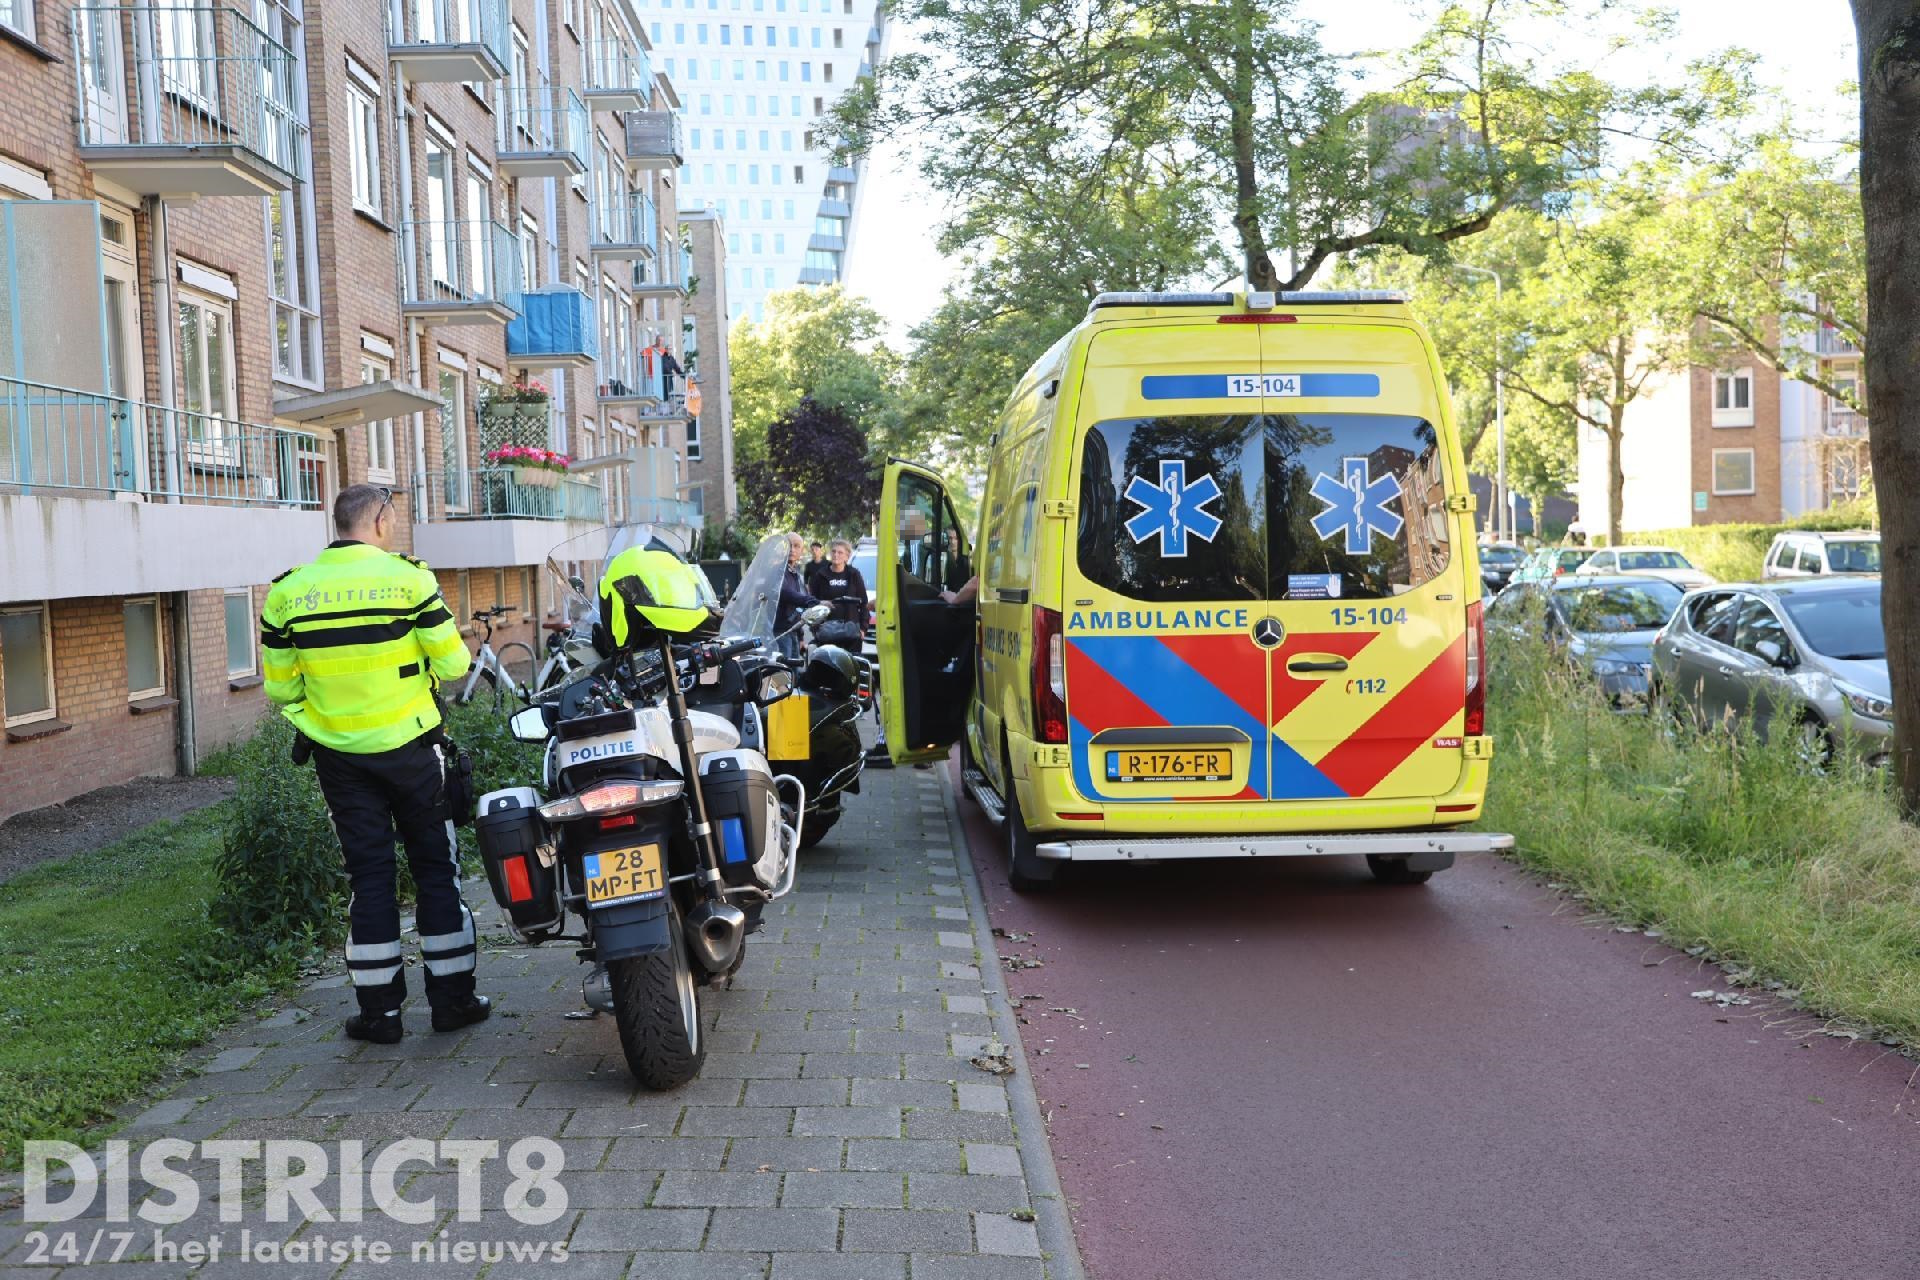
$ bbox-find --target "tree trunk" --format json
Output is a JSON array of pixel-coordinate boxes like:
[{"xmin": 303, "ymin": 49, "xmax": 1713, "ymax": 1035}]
[
  {"xmin": 1854, "ymin": 0, "xmax": 1920, "ymax": 816},
  {"xmin": 1228, "ymin": 0, "xmax": 1278, "ymax": 291},
  {"xmin": 1606, "ymin": 421, "xmax": 1625, "ymax": 546}
]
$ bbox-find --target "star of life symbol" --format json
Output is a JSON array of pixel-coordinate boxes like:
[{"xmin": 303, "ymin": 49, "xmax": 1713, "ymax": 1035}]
[
  {"xmin": 1310, "ymin": 457, "xmax": 1404, "ymax": 554},
  {"xmin": 1124, "ymin": 461, "xmax": 1224, "ymax": 557}
]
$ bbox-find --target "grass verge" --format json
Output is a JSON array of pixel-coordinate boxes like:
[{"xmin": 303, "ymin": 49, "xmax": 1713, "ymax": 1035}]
[
  {"xmin": 0, "ymin": 803, "xmax": 296, "ymax": 1171},
  {"xmin": 1484, "ymin": 639, "xmax": 1920, "ymax": 1045}
]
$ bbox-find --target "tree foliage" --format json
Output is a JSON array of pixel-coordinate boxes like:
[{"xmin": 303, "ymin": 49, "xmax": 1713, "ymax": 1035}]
[
  {"xmin": 736, "ymin": 398, "xmax": 882, "ymax": 536},
  {"xmin": 728, "ymin": 285, "xmax": 904, "ymax": 472}
]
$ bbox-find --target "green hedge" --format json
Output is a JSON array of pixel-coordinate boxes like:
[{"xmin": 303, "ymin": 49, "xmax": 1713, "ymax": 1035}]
[{"xmin": 1615, "ymin": 500, "xmax": 1877, "ymax": 584}]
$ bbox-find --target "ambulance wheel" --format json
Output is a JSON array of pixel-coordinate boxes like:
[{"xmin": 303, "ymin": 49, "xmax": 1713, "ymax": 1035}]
[
  {"xmin": 1366, "ymin": 855, "xmax": 1432, "ymax": 886},
  {"xmin": 608, "ymin": 900, "xmax": 707, "ymax": 1090},
  {"xmin": 1003, "ymin": 778, "xmax": 1058, "ymax": 894}
]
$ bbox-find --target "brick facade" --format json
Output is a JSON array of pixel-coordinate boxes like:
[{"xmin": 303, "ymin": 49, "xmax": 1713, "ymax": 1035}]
[{"xmin": 1689, "ymin": 359, "xmax": 1782, "ymax": 525}]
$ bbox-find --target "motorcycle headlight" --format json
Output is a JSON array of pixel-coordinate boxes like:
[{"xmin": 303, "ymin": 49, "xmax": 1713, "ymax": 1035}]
[
  {"xmin": 1838, "ymin": 682, "xmax": 1893, "ymax": 723},
  {"xmin": 538, "ymin": 778, "xmax": 684, "ymax": 822}
]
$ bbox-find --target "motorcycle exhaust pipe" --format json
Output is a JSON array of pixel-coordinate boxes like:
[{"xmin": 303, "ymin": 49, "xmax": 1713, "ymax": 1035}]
[{"xmin": 683, "ymin": 899, "xmax": 747, "ymax": 973}]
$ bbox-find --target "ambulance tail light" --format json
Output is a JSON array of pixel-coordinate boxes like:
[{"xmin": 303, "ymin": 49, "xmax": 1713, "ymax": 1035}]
[
  {"xmin": 1464, "ymin": 600, "xmax": 1486, "ymax": 736},
  {"xmin": 1032, "ymin": 606, "xmax": 1068, "ymax": 745}
]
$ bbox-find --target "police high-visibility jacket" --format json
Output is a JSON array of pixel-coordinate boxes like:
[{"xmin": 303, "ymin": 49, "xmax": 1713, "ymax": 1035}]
[{"xmin": 260, "ymin": 542, "xmax": 472, "ymax": 753}]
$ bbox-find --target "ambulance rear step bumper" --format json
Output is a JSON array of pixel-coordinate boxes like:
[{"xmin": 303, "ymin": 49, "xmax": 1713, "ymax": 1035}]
[{"xmin": 1032, "ymin": 831, "xmax": 1515, "ymax": 863}]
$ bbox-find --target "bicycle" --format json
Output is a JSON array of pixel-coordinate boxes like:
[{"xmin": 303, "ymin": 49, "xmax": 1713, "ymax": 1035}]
[
  {"xmin": 533, "ymin": 618, "xmax": 588, "ymax": 692},
  {"xmin": 454, "ymin": 606, "xmax": 537, "ymax": 712}
]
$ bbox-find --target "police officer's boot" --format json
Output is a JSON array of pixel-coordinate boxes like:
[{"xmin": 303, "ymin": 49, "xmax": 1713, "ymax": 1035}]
[
  {"xmin": 431, "ymin": 993, "xmax": 492, "ymax": 1033},
  {"xmin": 344, "ymin": 1009, "xmax": 404, "ymax": 1045}
]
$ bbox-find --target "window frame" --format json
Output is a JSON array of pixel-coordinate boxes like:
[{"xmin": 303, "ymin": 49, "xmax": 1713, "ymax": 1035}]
[
  {"xmin": 347, "ymin": 76, "xmax": 383, "ymax": 217},
  {"xmin": 1711, "ymin": 446, "xmax": 1756, "ymax": 496},
  {"xmin": 0, "ymin": 0, "xmax": 37, "ymax": 42},
  {"xmin": 1711, "ymin": 368, "xmax": 1754, "ymax": 428},
  {"xmin": 362, "ymin": 352, "xmax": 396, "ymax": 483},
  {"xmin": 123, "ymin": 596, "xmax": 167, "ymax": 703},
  {"xmin": 177, "ymin": 288, "xmax": 239, "ymax": 456},
  {"xmin": 223, "ymin": 589, "xmax": 257, "ymax": 679},
  {"xmin": 0, "ymin": 602, "xmax": 56, "ymax": 727}
]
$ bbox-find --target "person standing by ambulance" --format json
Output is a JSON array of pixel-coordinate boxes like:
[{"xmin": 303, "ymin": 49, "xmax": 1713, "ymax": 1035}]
[{"xmin": 260, "ymin": 484, "xmax": 491, "ymax": 1044}]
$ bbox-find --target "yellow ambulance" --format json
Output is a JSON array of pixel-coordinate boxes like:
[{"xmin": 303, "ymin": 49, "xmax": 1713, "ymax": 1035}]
[{"xmin": 875, "ymin": 290, "xmax": 1513, "ymax": 890}]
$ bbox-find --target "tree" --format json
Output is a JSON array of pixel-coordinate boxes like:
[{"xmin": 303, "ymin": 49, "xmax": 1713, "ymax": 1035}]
[
  {"xmin": 1851, "ymin": 0, "xmax": 1920, "ymax": 815},
  {"xmin": 728, "ymin": 286, "xmax": 903, "ymax": 472},
  {"xmin": 736, "ymin": 398, "xmax": 882, "ymax": 536},
  {"xmin": 840, "ymin": 0, "xmax": 1748, "ymax": 293}
]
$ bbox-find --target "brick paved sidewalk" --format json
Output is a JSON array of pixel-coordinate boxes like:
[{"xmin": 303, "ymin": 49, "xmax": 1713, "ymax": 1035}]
[{"xmin": 3, "ymin": 761, "xmax": 1079, "ymax": 1280}]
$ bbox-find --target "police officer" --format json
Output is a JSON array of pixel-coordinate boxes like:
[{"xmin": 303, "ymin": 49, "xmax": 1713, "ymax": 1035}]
[{"xmin": 260, "ymin": 483, "xmax": 489, "ymax": 1044}]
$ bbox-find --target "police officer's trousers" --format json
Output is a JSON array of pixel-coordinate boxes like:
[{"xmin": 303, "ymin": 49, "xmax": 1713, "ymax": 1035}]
[{"xmin": 313, "ymin": 733, "xmax": 476, "ymax": 1014}]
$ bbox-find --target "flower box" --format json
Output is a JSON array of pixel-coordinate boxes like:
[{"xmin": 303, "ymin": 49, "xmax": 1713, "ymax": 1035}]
[{"xmin": 512, "ymin": 466, "xmax": 562, "ymax": 489}]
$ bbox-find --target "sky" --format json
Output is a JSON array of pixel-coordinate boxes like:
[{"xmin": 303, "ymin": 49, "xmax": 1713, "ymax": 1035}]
[{"xmin": 840, "ymin": 0, "xmax": 1861, "ymax": 344}]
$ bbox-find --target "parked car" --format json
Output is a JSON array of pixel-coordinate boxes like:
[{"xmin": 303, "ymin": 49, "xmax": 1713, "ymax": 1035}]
[
  {"xmin": 1477, "ymin": 542, "xmax": 1525, "ymax": 594},
  {"xmin": 1487, "ymin": 575, "xmax": 1685, "ymax": 707},
  {"xmin": 1573, "ymin": 546, "xmax": 1714, "ymax": 589},
  {"xmin": 1762, "ymin": 530, "xmax": 1880, "ymax": 579},
  {"xmin": 849, "ymin": 537, "xmax": 880, "ymax": 660},
  {"xmin": 1512, "ymin": 546, "xmax": 1595, "ymax": 584},
  {"xmin": 1650, "ymin": 578, "xmax": 1890, "ymax": 767}
]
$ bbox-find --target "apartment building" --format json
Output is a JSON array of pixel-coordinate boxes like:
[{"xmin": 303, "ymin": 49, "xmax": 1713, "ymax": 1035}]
[
  {"xmin": 639, "ymin": 0, "xmax": 884, "ymax": 322},
  {"xmin": 1573, "ymin": 328, "xmax": 1868, "ymax": 532},
  {"xmin": 0, "ymin": 0, "xmax": 714, "ymax": 821},
  {"xmin": 679, "ymin": 206, "xmax": 736, "ymax": 523}
]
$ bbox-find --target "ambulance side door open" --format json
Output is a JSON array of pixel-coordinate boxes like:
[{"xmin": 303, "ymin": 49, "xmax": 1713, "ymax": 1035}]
[{"xmin": 877, "ymin": 460, "xmax": 976, "ymax": 764}]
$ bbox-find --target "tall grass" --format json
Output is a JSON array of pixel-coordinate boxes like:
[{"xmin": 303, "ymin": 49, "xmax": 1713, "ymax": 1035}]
[{"xmin": 1483, "ymin": 638, "xmax": 1920, "ymax": 1043}]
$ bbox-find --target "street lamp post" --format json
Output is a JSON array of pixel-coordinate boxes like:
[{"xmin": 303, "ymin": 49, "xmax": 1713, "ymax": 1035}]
[{"xmin": 1452, "ymin": 263, "xmax": 1509, "ymax": 542}]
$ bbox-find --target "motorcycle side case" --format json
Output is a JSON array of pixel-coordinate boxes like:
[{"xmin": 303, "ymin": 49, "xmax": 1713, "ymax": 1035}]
[
  {"xmin": 475, "ymin": 787, "xmax": 563, "ymax": 940},
  {"xmin": 699, "ymin": 749, "xmax": 782, "ymax": 892}
]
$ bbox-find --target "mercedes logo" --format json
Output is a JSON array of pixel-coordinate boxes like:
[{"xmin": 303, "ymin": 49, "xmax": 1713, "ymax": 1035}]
[{"xmin": 1252, "ymin": 617, "xmax": 1285, "ymax": 649}]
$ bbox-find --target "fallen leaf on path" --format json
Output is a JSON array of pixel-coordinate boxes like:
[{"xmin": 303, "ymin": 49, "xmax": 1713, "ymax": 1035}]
[{"xmin": 970, "ymin": 1037, "xmax": 1016, "ymax": 1075}]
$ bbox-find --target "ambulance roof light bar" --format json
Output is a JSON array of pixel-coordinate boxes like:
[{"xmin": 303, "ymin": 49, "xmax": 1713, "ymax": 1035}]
[{"xmin": 1088, "ymin": 288, "xmax": 1407, "ymax": 314}]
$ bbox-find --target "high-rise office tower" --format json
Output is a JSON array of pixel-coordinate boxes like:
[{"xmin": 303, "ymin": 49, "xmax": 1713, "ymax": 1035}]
[{"xmin": 638, "ymin": 0, "xmax": 885, "ymax": 321}]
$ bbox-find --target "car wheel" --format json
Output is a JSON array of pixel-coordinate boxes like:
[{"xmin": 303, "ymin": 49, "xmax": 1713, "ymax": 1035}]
[{"xmin": 1792, "ymin": 718, "xmax": 1834, "ymax": 774}]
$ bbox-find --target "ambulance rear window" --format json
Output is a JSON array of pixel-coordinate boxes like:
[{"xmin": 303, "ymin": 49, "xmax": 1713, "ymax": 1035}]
[{"xmin": 1076, "ymin": 413, "xmax": 1452, "ymax": 602}]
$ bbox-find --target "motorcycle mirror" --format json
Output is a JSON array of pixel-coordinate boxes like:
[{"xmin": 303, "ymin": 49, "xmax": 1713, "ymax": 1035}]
[
  {"xmin": 754, "ymin": 667, "xmax": 795, "ymax": 706},
  {"xmin": 802, "ymin": 603, "xmax": 832, "ymax": 626},
  {"xmin": 509, "ymin": 706, "xmax": 549, "ymax": 743},
  {"xmin": 570, "ymin": 575, "xmax": 588, "ymax": 596}
]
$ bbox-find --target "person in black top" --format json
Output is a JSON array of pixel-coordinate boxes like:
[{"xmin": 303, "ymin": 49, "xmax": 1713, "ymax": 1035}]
[
  {"xmin": 942, "ymin": 528, "xmax": 973, "ymax": 595},
  {"xmin": 775, "ymin": 531, "xmax": 820, "ymax": 659},
  {"xmin": 805, "ymin": 541, "xmax": 828, "ymax": 593},
  {"xmin": 813, "ymin": 539, "xmax": 870, "ymax": 628}
]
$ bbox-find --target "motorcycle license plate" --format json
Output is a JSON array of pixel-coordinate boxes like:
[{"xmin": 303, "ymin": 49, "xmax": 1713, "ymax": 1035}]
[
  {"xmin": 582, "ymin": 843, "xmax": 665, "ymax": 906},
  {"xmin": 1105, "ymin": 749, "xmax": 1230, "ymax": 783}
]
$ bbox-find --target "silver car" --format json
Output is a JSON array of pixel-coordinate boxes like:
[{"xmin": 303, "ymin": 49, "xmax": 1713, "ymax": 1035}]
[{"xmin": 1650, "ymin": 578, "xmax": 1890, "ymax": 767}]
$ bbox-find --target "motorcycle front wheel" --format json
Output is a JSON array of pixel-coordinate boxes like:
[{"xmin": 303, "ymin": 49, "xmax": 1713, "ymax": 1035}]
[{"xmin": 608, "ymin": 900, "xmax": 706, "ymax": 1090}]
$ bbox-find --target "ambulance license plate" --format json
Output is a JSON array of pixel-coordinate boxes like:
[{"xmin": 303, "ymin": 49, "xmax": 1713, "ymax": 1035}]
[
  {"xmin": 582, "ymin": 843, "xmax": 666, "ymax": 905},
  {"xmin": 1106, "ymin": 750, "xmax": 1230, "ymax": 783}
]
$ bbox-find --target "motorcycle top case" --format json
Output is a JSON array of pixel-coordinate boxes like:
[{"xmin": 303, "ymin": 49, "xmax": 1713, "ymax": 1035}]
[
  {"xmin": 475, "ymin": 787, "xmax": 563, "ymax": 938},
  {"xmin": 699, "ymin": 749, "xmax": 783, "ymax": 892}
]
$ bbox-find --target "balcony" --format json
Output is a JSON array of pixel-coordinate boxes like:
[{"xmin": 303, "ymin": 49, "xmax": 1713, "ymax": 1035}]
[
  {"xmin": 1816, "ymin": 327, "xmax": 1862, "ymax": 357},
  {"xmin": 0, "ymin": 374, "xmax": 329, "ymax": 599},
  {"xmin": 624, "ymin": 110, "xmax": 684, "ymax": 171},
  {"xmin": 400, "ymin": 218, "xmax": 523, "ymax": 325},
  {"xmin": 631, "ymin": 245, "xmax": 685, "ymax": 299},
  {"xmin": 592, "ymin": 190, "xmax": 659, "ymax": 262},
  {"xmin": 594, "ymin": 352, "xmax": 667, "ymax": 408},
  {"xmin": 584, "ymin": 38, "xmax": 654, "ymax": 112},
  {"xmin": 1824, "ymin": 405, "xmax": 1867, "ymax": 438},
  {"xmin": 71, "ymin": 6, "xmax": 307, "ymax": 198},
  {"xmin": 499, "ymin": 86, "xmax": 590, "ymax": 179},
  {"xmin": 571, "ymin": 444, "xmax": 696, "ymax": 528},
  {"xmin": 387, "ymin": 0, "xmax": 510, "ymax": 83},
  {"xmin": 506, "ymin": 288, "xmax": 601, "ymax": 371},
  {"xmin": 409, "ymin": 467, "xmax": 605, "ymax": 569}
]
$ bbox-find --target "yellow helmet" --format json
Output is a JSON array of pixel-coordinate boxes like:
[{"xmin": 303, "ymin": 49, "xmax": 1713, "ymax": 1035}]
[{"xmin": 598, "ymin": 546, "xmax": 720, "ymax": 648}]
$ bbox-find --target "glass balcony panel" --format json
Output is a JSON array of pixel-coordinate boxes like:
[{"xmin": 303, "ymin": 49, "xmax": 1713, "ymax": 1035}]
[{"xmin": 388, "ymin": 0, "xmax": 511, "ymax": 82}]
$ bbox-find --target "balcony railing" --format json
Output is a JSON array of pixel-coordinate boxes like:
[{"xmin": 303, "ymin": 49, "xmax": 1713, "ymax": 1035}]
[
  {"xmin": 592, "ymin": 189, "xmax": 659, "ymax": 261},
  {"xmin": 413, "ymin": 467, "xmax": 604, "ymax": 523},
  {"xmin": 72, "ymin": 5, "xmax": 307, "ymax": 198},
  {"xmin": 387, "ymin": 0, "xmax": 510, "ymax": 82},
  {"xmin": 507, "ymin": 288, "xmax": 601, "ymax": 369},
  {"xmin": 1, "ymin": 374, "xmax": 326, "ymax": 508},
  {"xmin": 401, "ymin": 218, "xmax": 523, "ymax": 324},
  {"xmin": 1816, "ymin": 327, "xmax": 1862, "ymax": 357},
  {"xmin": 499, "ymin": 85, "xmax": 590, "ymax": 178},
  {"xmin": 624, "ymin": 110, "xmax": 683, "ymax": 170},
  {"xmin": 632, "ymin": 245, "xmax": 684, "ymax": 297},
  {"xmin": 584, "ymin": 38, "xmax": 653, "ymax": 111},
  {"xmin": 594, "ymin": 335, "xmax": 671, "ymax": 406},
  {"xmin": 1825, "ymin": 405, "xmax": 1867, "ymax": 437}
]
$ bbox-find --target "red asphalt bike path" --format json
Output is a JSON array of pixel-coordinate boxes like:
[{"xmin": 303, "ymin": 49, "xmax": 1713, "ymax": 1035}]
[{"xmin": 952, "ymin": 761, "xmax": 1920, "ymax": 1280}]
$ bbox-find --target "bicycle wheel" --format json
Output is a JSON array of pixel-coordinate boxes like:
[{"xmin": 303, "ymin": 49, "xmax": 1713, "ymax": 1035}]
[{"xmin": 494, "ymin": 642, "xmax": 538, "ymax": 710}]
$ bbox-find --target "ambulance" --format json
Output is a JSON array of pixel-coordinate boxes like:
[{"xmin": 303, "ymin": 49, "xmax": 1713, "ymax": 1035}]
[{"xmin": 875, "ymin": 290, "xmax": 1514, "ymax": 891}]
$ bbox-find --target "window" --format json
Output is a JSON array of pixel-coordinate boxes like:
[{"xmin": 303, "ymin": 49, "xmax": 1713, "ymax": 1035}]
[
  {"xmin": 177, "ymin": 291, "xmax": 236, "ymax": 443},
  {"xmin": 1711, "ymin": 447, "xmax": 1756, "ymax": 495},
  {"xmin": 439, "ymin": 366, "xmax": 469, "ymax": 510},
  {"xmin": 520, "ymin": 211, "xmax": 540, "ymax": 289},
  {"xmin": 793, "ymin": 164, "xmax": 804, "ymax": 182},
  {"xmin": 810, "ymin": 26, "xmax": 820, "ymax": 46},
  {"xmin": 224, "ymin": 590, "xmax": 256, "ymax": 678},
  {"xmin": 0, "ymin": 0, "xmax": 35, "ymax": 40},
  {"xmin": 348, "ymin": 79, "xmax": 382, "ymax": 215},
  {"xmin": 362, "ymin": 354, "xmax": 395, "ymax": 482},
  {"xmin": 1733, "ymin": 597, "xmax": 1789, "ymax": 661},
  {"xmin": 1075, "ymin": 413, "xmax": 1452, "ymax": 602},
  {"xmin": 687, "ymin": 411, "xmax": 702, "ymax": 460},
  {"xmin": 832, "ymin": 26, "xmax": 842, "ymax": 46},
  {"xmin": 124, "ymin": 598, "xmax": 165, "ymax": 702},
  {"xmin": 464, "ymin": 166, "xmax": 491, "ymax": 296},
  {"xmin": 0, "ymin": 604, "xmax": 54, "ymax": 726},
  {"xmin": 266, "ymin": 183, "xmax": 322, "ymax": 386},
  {"xmin": 520, "ymin": 568, "xmax": 534, "ymax": 617},
  {"xmin": 1712, "ymin": 368, "xmax": 1753, "ymax": 427},
  {"xmin": 425, "ymin": 130, "xmax": 457, "ymax": 286},
  {"xmin": 158, "ymin": 5, "xmax": 216, "ymax": 104}
]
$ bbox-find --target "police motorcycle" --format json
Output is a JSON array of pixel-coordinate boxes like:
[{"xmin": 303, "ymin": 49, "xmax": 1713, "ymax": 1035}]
[
  {"xmin": 472, "ymin": 528, "xmax": 810, "ymax": 1090},
  {"xmin": 713, "ymin": 534, "xmax": 872, "ymax": 849}
]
